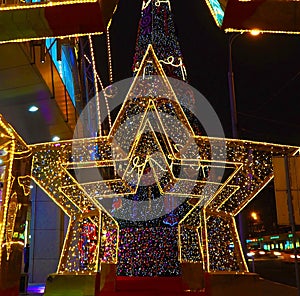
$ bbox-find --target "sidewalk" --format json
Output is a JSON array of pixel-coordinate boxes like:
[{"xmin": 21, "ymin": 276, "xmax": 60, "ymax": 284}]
[{"xmin": 21, "ymin": 278, "xmax": 298, "ymax": 296}]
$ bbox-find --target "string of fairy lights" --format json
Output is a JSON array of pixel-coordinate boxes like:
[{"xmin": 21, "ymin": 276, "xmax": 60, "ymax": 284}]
[
  {"xmin": 0, "ymin": 53, "xmax": 299, "ymax": 275},
  {"xmin": 133, "ymin": 0, "xmax": 186, "ymax": 81},
  {"xmin": 0, "ymin": 115, "xmax": 32, "ymax": 272},
  {"xmin": 31, "ymin": 139, "xmax": 119, "ymax": 273},
  {"xmin": 1, "ymin": 0, "xmax": 300, "ymax": 279},
  {"xmin": 0, "ymin": 0, "xmax": 119, "ymax": 46},
  {"xmin": 205, "ymin": 0, "xmax": 300, "ymax": 35},
  {"xmin": 117, "ymin": 227, "xmax": 180, "ymax": 276}
]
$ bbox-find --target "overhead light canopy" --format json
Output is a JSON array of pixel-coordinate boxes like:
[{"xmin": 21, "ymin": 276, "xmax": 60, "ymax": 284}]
[
  {"xmin": 0, "ymin": 0, "xmax": 119, "ymax": 44},
  {"xmin": 205, "ymin": 0, "xmax": 300, "ymax": 34}
]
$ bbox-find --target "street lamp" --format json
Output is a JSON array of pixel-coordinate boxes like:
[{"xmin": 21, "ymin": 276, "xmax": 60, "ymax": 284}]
[
  {"xmin": 227, "ymin": 32, "xmax": 246, "ymax": 260},
  {"xmin": 227, "ymin": 30, "xmax": 261, "ymax": 138},
  {"xmin": 228, "ymin": 32, "xmax": 243, "ymax": 139},
  {"xmin": 227, "ymin": 30, "xmax": 261, "ymax": 259}
]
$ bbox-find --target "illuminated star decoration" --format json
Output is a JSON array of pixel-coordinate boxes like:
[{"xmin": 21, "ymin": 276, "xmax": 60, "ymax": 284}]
[
  {"xmin": 0, "ymin": 46, "xmax": 299, "ymax": 277},
  {"xmin": 0, "ymin": 0, "xmax": 299, "ymax": 281},
  {"xmin": 30, "ymin": 138, "xmax": 119, "ymax": 273},
  {"xmin": 71, "ymin": 45, "xmax": 232, "ymax": 216},
  {"xmin": 0, "ymin": 115, "xmax": 32, "ymax": 290},
  {"xmin": 61, "ymin": 43, "xmax": 300, "ymax": 273}
]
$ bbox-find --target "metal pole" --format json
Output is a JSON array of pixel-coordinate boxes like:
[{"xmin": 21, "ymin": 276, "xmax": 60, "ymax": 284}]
[
  {"xmin": 284, "ymin": 155, "xmax": 300, "ymax": 295},
  {"xmin": 228, "ymin": 32, "xmax": 248, "ymax": 258},
  {"xmin": 252, "ymin": 258, "xmax": 255, "ymax": 273},
  {"xmin": 228, "ymin": 33, "xmax": 239, "ymax": 139}
]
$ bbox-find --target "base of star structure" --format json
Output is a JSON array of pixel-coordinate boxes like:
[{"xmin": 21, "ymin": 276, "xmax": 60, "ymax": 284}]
[
  {"xmin": 42, "ymin": 263, "xmax": 297, "ymax": 296},
  {"xmin": 43, "ymin": 263, "xmax": 116, "ymax": 296},
  {"xmin": 0, "ymin": 242, "xmax": 25, "ymax": 296}
]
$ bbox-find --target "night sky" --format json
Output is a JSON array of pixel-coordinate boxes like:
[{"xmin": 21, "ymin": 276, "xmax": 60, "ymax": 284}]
[
  {"xmin": 103, "ymin": 0, "xmax": 300, "ymax": 146},
  {"xmin": 95, "ymin": 0, "xmax": 300, "ymax": 232}
]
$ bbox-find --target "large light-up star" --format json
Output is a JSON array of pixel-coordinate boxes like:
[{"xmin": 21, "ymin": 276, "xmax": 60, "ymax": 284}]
[
  {"xmin": 30, "ymin": 139, "xmax": 119, "ymax": 273},
  {"xmin": 57, "ymin": 44, "xmax": 299, "ymax": 272},
  {"xmin": 0, "ymin": 44, "xmax": 299, "ymax": 278}
]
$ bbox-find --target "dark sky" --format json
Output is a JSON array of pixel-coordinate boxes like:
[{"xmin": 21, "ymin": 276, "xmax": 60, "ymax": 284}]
[{"xmin": 104, "ymin": 0, "xmax": 300, "ymax": 147}]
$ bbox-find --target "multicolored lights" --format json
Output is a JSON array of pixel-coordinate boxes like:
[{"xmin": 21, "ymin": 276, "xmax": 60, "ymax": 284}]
[
  {"xmin": 0, "ymin": 43, "xmax": 299, "ymax": 278},
  {"xmin": 1, "ymin": 0, "xmax": 300, "ymax": 285}
]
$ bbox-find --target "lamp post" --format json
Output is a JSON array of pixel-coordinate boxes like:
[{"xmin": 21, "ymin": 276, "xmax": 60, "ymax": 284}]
[
  {"xmin": 228, "ymin": 32, "xmax": 243, "ymax": 139},
  {"xmin": 227, "ymin": 30, "xmax": 261, "ymax": 263},
  {"xmin": 227, "ymin": 32, "xmax": 247, "ymax": 259},
  {"xmin": 228, "ymin": 30, "xmax": 260, "ymax": 138}
]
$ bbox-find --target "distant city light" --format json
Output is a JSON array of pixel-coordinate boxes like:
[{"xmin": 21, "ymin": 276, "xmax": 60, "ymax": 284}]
[
  {"xmin": 28, "ymin": 105, "xmax": 39, "ymax": 112},
  {"xmin": 52, "ymin": 136, "xmax": 60, "ymax": 142}
]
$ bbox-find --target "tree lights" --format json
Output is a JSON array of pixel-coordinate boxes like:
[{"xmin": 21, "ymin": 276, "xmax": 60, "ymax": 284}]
[
  {"xmin": 0, "ymin": 44, "xmax": 299, "ymax": 280},
  {"xmin": 1, "ymin": 0, "xmax": 300, "ymax": 285}
]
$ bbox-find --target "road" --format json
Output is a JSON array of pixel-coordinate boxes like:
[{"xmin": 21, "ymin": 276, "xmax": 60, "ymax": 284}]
[{"xmin": 248, "ymin": 259, "xmax": 298, "ymax": 287}]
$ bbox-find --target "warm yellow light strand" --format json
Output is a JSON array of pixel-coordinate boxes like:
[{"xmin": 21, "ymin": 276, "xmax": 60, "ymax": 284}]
[
  {"xmin": 88, "ymin": 35, "xmax": 102, "ymax": 136},
  {"xmin": 106, "ymin": 28, "xmax": 113, "ymax": 85},
  {"xmin": 83, "ymin": 54, "xmax": 112, "ymax": 130}
]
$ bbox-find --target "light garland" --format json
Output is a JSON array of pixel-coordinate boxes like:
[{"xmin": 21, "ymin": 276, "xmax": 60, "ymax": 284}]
[
  {"xmin": 106, "ymin": 28, "xmax": 113, "ymax": 85},
  {"xmin": 1, "ymin": 0, "xmax": 300, "ymax": 278},
  {"xmin": 30, "ymin": 138, "xmax": 119, "ymax": 273},
  {"xmin": 0, "ymin": 0, "xmax": 98, "ymax": 11},
  {"xmin": 0, "ymin": 42, "xmax": 299, "ymax": 277},
  {"xmin": 133, "ymin": 0, "xmax": 187, "ymax": 83},
  {"xmin": 0, "ymin": 31, "xmax": 104, "ymax": 46},
  {"xmin": 0, "ymin": 0, "xmax": 119, "ymax": 45},
  {"xmin": 34, "ymin": 44, "xmax": 300, "ymax": 275},
  {"xmin": 225, "ymin": 28, "xmax": 300, "ymax": 35},
  {"xmin": 205, "ymin": 0, "xmax": 300, "ymax": 35},
  {"xmin": 83, "ymin": 54, "xmax": 112, "ymax": 130},
  {"xmin": 0, "ymin": 115, "xmax": 32, "ymax": 279},
  {"xmin": 88, "ymin": 35, "xmax": 102, "ymax": 136}
]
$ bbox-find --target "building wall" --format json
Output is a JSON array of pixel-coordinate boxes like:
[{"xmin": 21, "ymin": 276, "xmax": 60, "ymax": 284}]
[{"xmin": 29, "ymin": 183, "xmax": 68, "ymax": 283}]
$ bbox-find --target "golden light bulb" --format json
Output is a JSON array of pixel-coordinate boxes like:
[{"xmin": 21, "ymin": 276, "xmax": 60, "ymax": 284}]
[{"xmin": 250, "ymin": 29, "xmax": 261, "ymax": 36}]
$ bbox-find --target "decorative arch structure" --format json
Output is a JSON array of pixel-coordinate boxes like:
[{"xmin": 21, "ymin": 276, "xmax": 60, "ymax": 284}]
[{"xmin": 0, "ymin": 44, "xmax": 299, "ymax": 295}]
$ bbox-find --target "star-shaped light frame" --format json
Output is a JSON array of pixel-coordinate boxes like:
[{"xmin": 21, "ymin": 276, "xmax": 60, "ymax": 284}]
[
  {"xmin": 0, "ymin": 115, "xmax": 32, "ymax": 289},
  {"xmin": 0, "ymin": 44, "xmax": 299, "ymax": 277}
]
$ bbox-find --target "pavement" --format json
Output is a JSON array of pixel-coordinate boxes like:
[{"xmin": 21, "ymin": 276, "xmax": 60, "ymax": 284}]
[{"xmin": 20, "ymin": 277, "xmax": 298, "ymax": 296}]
